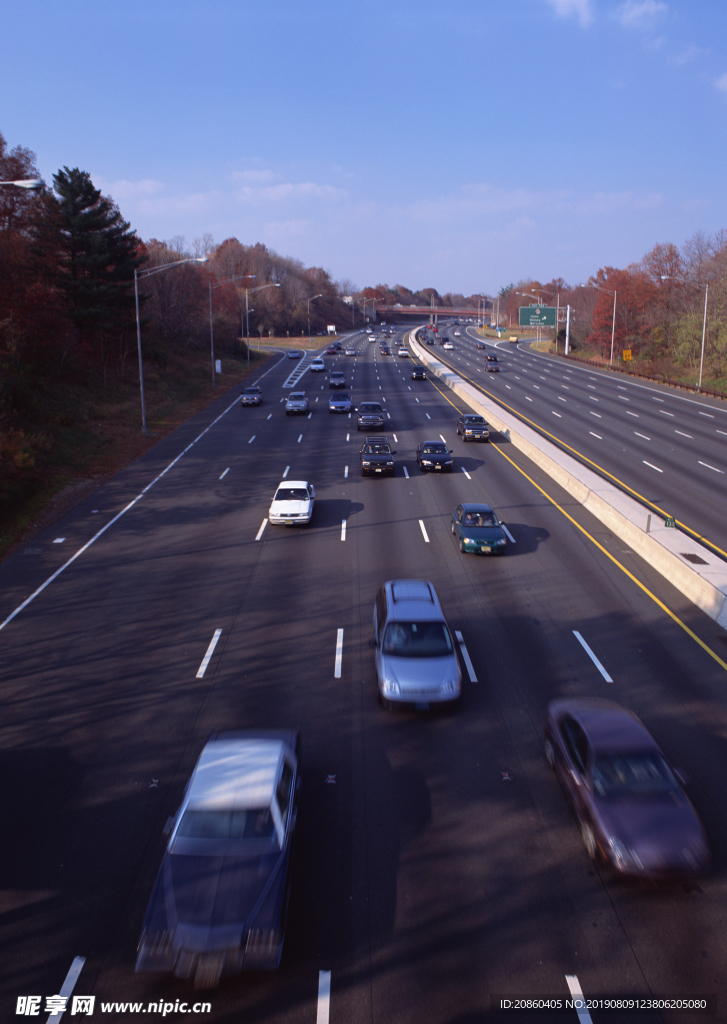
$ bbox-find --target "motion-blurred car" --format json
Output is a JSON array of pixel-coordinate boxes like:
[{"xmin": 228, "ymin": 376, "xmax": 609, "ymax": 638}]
[
  {"xmin": 309, "ymin": 358, "xmax": 325, "ymax": 372},
  {"xmin": 398, "ymin": 347, "xmax": 409, "ymax": 358},
  {"xmin": 287, "ymin": 350, "xmax": 302, "ymax": 359},
  {"xmin": 411, "ymin": 367, "xmax": 426, "ymax": 380},
  {"xmin": 486, "ymin": 354, "xmax": 499, "ymax": 372},
  {"xmin": 416, "ymin": 441, "xmax": 453, "ymax": 472},
  {"xmin": 544, "ymin": 698, "xmax": 711, "ymax": 880},
  {"xmin": 356, "ymin": 401, "xmax": 386, "ymax": 431},
  {"xmin": 269, "ymin": 481, "xmax": 315, "ymax": 524},
  {"xmin": 451, "ymin": 503, "xmax": 506, "ymax": 554},
  {"xmin": 285, "ymin": 392, "xmax": 309, "ymax": 415},
  {"xmin": 326, "ymin": 346, "xmax": 337, "ymax": 355},
  {"xmin": 329, "ymin": 392, "xmax": 352, "ymax": 413},
  {"xmin": 370, "ymin": 579, "xmax": 461, "ymax": 710},
  {"xmin": 135, "ymin": 730, "xmax": 300, "ymax": 987},
  {"xmin": 360, "ymin": 436, "xmax": 396, "ymax": 476},
  {"xmin": 329, "ymin": 371, "xmax": 346, "ymax": 389},
  {"xmin": 476, "ymin": 340, "xmax": 487, "ymax": 350},
  {"xmin": 455, "ymin": 414, "xmax": 489, "ymax": 442},
  {"xmin": 241, "ymin": 386, "xmax": 262, "ymax": 406},
  {"xmin": 442, "ymin": 342, "xmax": 454, "ymax": 350},
  {"xmin": 345, "ymin": 348, "xmax": 356, "ymax": 357}
]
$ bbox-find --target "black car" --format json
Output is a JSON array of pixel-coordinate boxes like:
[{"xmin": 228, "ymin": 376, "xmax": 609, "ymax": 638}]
[
  {"xmin": 356, "ymin": 401, "xmax": 386, "ymax": 431},
  {"xmin": 380, "ymin": 345, "xmax": 392, "ymax": 356},
  {"xmin": 411, "ymin": 367, "xmax": 426, "ymax": 380},
  {"xmin": 416, "ymin": 441, "xmax": 453, "ymax": 472},
  {"xmin": 477, "ymin": 340, "xmax": 487, "ymax": 350},
  {"xmin": 455, "ymin": 414, "xmax": 489, "ymax": 441},
  {"xmin": 329, "ymin": 371, "xmax": 346, "ymax": 389},
  {"xmin": 486, "ymin": 354, "xmax": 499, "ymax": 372},
  {"xmin": 360, "ymin": 436, "xmax": 396, "ymax": 476},
  {"xmin": 136, "ymin": 730, "xmax": 300, "ymax": 988}
]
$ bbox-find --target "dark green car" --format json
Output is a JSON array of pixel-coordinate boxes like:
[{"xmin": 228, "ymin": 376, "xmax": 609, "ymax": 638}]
[{"xmin": 451, "ymin": 503, "xmax": 507, "ymax": 555}]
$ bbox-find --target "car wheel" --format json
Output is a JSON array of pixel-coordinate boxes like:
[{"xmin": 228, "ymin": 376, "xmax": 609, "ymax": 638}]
[
  {"xmin": 451, "ymin": 522, "xmax": 456, "ymax": 534},
  {"xmin": 459, "ymin": 538, "xmax": 466, "ymax": 553},
  {"xmin": 544, "ymin": 738, "xmax": 555, "ymax": 768},
  {"xmin": 581, "ymin": 820, "xmax": 598, "ymax": 861}
]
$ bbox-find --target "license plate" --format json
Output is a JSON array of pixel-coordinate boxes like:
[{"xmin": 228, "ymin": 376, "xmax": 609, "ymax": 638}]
[
  {"xmin": 481, "ymin": 546, "xmax": 490, "ymax": 553},
  {"xmin": 285, "ymin": 519, "xmax": 293, "ymax": 524},
  {"xmin": 375, "ymin": 468, "xmax": 382, "ymax": 472}
]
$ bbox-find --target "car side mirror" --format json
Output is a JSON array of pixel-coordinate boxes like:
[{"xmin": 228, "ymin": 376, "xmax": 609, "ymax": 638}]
[
  {"xmin": 368, "ymin": 637, "xmax": 378, "ymax": 648},
  {"xmin": 449, "ymin": 449, "xmax": 453, "ymax": 453}
]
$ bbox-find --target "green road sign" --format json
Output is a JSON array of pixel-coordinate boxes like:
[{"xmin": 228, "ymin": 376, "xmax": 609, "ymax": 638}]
[{"xmin": 519, "ymin": 305, "xmax": 556, "ymax": 327}]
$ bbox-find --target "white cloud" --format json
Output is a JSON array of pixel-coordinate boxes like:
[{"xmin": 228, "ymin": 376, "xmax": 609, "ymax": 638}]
[
  {"xmin": 614, "ymin": 0, "xmax": 668, "ymax": 29},
  {"xmin": 544, "ymin": 0, "xmax": 594, "ymax": 28},
  {"xmin": 233, "ymin": 181, "xmax": 348, "ymax": 205},
  {"xmin": 230, "ymin": 169, "xmax": 278, "ymax": 184},
  {"xmin": 95, "ymin": 177, "xmax": 165, "ymax": 201},
  {"xmin": 715, "ymin": 73, "xmax": 727, "ymax": 93},
  {"xmin": 669, "ymin": 43, "xmax": 707, "ymax": 67}
]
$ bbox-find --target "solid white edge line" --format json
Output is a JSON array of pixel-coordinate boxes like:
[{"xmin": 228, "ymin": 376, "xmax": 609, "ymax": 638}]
[
  {"xmin": 0, "ymin": 389, "xmax": 247, "ymax": 634},
  {"xmin": 317, "ymin": 970, "xmax": 332, "ymax": 1024},
  {"xmin": 334, "ymin": 629, "xmax": 344, "ymax": 678},
  {"xmin": 45, "ymin": 956, "xmax": 86, "ymax": 1022},
  {"xmin": 341, "ymin": 520, "xmax": 346, "ymax": 541},
  {"xmin": 461, "ymin": 467, "xmax": 471, "ymax": 479},
  {"xmin": 565, "ymin": 975, "xmax": 594, "ymax": 1024},
  {"xmin": 419, "ymin": 519, "xmax": 430, "ymax": 543},
  {"xmin": 196, "ymin": 628, "xmax": 223, "ymax": 679},
  {"xmin": 573, "ymin": 630, "xmax": 613, "ymax": 683},
  {"xmin": 501, "ymin": 525, "xmax": 516, "ymax": 544},
  {"xmin": 219, "ymin": 468, "xmax": 230, "ymax": 479},
  {"xmin": 455, "ymin": 634, "xmax": 477, "ymax": 682},
  {"xmin": 255, "ymin": 518, "xmax": 268, "ymax": 541}
]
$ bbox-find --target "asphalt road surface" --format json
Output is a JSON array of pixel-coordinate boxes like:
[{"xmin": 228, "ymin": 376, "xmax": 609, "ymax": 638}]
[{"xmin": 1, "ymin": 328, "xmax": 727, "ymax": 1024}]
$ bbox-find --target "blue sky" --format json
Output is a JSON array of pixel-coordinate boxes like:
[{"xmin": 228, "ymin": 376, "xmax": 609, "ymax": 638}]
[{"xmin": 4, "ymin": 0, "xmax": 727, "ymax": 294}]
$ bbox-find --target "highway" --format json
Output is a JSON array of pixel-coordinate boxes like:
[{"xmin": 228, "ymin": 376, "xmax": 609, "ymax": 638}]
[
  {"xmin": 430, "ymin": 323, "xmax": 727, "ymax": 560},
  {"xmin": 1, "ymin": 327, "xmax": 727, "ymax": 1023}
]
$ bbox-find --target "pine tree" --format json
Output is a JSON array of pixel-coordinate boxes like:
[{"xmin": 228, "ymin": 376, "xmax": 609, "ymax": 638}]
[{"xmin": 50, "ymin": 167, "xmax": 143, "ymax": 342}]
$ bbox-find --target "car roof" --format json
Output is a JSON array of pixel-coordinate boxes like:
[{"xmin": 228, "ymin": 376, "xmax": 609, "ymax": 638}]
[
  {"xmin": 289, "ymin": 391, "xmax": 306, "ymax": 397},
  {"xmin": 276, "ymin": 479, "xmax": 310, "ymax": 488},
  {"xmin": 385, "ymin": 579, "xmax": 442, "ymax": 620},
  {"xmin": 549, "ymin": 698, "xmax": 656, "ymax": 754},
  {"xmin": 187, "ymin": 738, "xmax": 286, "ymax": 810},
  {"xmin": 460, "ymin": 503, "xmax": 494, "ymax": 514},
  {"xmin": 421, "ymin": 439, "xmax": 447, "ymax": 446}
]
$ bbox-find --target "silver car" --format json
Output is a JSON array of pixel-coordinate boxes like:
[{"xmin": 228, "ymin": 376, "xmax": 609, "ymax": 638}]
[
  {"xmin": 370, "ymin": 580, "xmax": 461, "ymax": 710},
  {"xmin": 285, "ymin": 391, "xmax": 309, "ymax": 415}
]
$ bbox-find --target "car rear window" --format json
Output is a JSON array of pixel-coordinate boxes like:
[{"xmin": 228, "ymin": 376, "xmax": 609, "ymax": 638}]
[
  {"xmin": 382, "ymin": 622, "xmax": 453, "ymax": 658},
  {"xmin": 592, "ymin": 753, "xmax": 676, "ymax": 797},
  {"xmin": 177, "ymin": 809, "xmax": 277, "ymax": 841}
]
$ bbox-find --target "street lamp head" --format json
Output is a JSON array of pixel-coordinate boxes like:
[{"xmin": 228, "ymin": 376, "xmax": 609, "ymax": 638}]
[
  {"xmin": 195, "ymin": 257, "xmax": 209, "ymax": 263},
  {"xmin": 0, "ymin": 178, "xmax": 45, "ymax": 190}
]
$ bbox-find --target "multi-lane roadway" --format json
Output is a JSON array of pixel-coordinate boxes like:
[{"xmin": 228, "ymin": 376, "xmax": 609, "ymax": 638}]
[
  {"xmin": 431, "ymin": 324, "xmax": 727, "ymax": 559},
  {"xmin": 1, "ymin": 327, "xmax": 726, "ymax": 1023}
]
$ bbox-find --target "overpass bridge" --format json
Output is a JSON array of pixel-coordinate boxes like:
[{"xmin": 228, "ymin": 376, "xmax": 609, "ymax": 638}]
[{"xmin": 371, "ymin": 305, "xmax": 490, "ymax": 321}]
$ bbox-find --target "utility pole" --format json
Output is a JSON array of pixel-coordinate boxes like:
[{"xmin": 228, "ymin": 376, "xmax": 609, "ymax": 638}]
[{"xmin": 565, "ymin": 305, "xmax": 571, "ymax": 356}]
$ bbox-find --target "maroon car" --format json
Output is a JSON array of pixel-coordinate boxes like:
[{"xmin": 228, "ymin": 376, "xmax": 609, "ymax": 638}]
[{"xmin": 544, "ymin": 698, "xmax": 710, "ymax": 880}]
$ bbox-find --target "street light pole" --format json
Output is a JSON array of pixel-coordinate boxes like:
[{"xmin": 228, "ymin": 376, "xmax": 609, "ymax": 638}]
[
  {"xmin": 209, "ymin": 273, "xmax": 256, "ymax": 386},
  {"xmin": 660, "ymin": 275, "xmax": 709, "ymax": 390},
  {"xmin": 134, "ymin": 256, "xmax": 208, "ymax": 433},
  {"xmin": 308, "ymin": 293, "xmax": 323, "ymax": 344},
  {"xmin": 243, "ymin": 282, "xmax": 281, "ymax": 370}
]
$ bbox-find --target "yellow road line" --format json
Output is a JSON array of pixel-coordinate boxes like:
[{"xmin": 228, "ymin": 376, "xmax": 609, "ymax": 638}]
[{"xmin": 492, "ymin": 443, "xmax": 727, "ymax": 673}]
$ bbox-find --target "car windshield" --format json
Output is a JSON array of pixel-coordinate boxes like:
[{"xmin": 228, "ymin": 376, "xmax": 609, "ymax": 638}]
[
  {"xmin": 177, "ymin": 808, "xmax": 277, "ymax": 842},
  {"xmin": 592, "ymin": 752, "xmax": 677, "ymax": 797},
  {"xmin": 382, "ymin": 621, "xmax": 453, "ymax": 658},
  {"xmin": 422, "ymin": 444, "xmax": 447, "ymax": 454},
  {"xmin": 243, "ymin": 388, "xmax": 259, "ymax": 394},
  {"xmin": 363, "ymin": 444, "xmax": 390, "ymax": 454},
  {"xmin": 360, "ymin": 404, "xmax": 382, "ymax": 412},
  {"xmin": 463, "ymin": 512, "xmax": 498, "ymax": 527},
  {"xmin": 289, "ymin": 393, "xmax": 305, "ymax": 400},
  {"xmin": 331, "ymin": 373, "xmax": 344, "ymax": 379},
  {"xmin": 333, "ymin": 393, "xmax": 350, "ymax": 401},
  {"xmin": 464, "ymin": 416, "xmax": 485, "ymax": 425},
  {"xmin": 275, "ymin": 487, "xmax": 309, "ymax": 501}
]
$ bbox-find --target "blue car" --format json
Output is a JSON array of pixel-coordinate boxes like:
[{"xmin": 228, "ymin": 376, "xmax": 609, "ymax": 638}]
[
  {"xmin": 329, "ymin": 392, "xmax": 352, "ymax": 413},
  {"xmin": 136, "ymin": 730, "xmax": 300, "ymax": 988}
]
